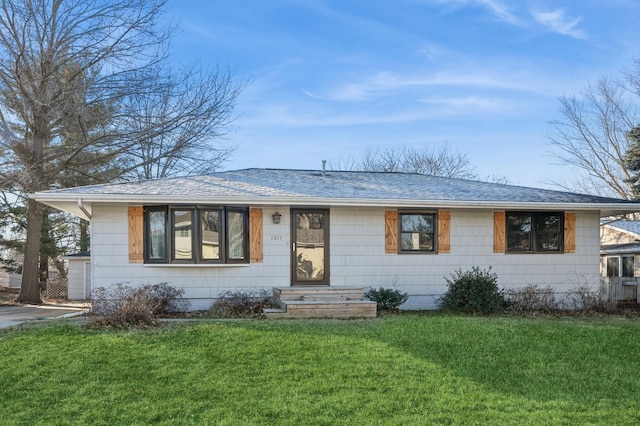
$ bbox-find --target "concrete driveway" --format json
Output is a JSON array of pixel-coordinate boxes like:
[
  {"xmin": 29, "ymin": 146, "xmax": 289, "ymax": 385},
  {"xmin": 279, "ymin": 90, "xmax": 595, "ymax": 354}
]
[{"xmin": 0, "ymin": 303, "xmax": 88, "ymax": 329}]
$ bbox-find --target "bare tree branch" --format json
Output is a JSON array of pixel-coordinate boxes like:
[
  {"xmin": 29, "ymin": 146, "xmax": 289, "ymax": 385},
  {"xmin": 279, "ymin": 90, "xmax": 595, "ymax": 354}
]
[
  {"xmin": 0, "ymin": 0, "xmax": 244, "ymax": 303},
  {"xmin": 547, "ymin": 73, "xmax": 640, "ymax": 198}
]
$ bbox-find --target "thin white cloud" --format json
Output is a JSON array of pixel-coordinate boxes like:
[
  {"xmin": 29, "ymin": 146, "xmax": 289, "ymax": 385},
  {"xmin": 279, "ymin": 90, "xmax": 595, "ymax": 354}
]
[
  {"xmin": 427, "ymin": 0, "xmax": 523, "ymax": 26},
  {"xmin": 476, "ymin": 0, "xmax": 521, "ymax": 26},
  {"xmin": 419, "ymin": 95, "xmax": 505, "ymax": 110},
  {"xmin": 531, "ymin": 9, "xmax": 587, "ymax": 39},
  {"xmin": 303, "ymin": 69, "xmax": 546, "ymax": 103}
]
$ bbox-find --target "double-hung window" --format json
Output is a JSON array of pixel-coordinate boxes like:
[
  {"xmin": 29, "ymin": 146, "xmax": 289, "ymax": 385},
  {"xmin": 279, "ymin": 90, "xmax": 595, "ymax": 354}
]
[
  {"xmin": 399, "ymin": 212, "xmax": 437, "ymax": 253},
  {"xmin": 144, "ymin": 206, "xmax": 249, "ymax": 264},
  {"xmin": 506, "ymin": 212, "xmax": 563, "ymax": 253}
]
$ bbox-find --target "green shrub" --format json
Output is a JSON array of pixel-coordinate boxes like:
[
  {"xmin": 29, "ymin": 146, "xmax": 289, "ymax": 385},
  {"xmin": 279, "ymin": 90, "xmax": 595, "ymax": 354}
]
[
  {"xmin": 210, "ymin": 289, "xmax": 276, "ymax": 318},
  {"xmin": 438, "ymin": 266, "xmax": 505, "ymax": 314},
  {"xmin": 90, "ymin": 282, "xmax": 188, "ymax": 328},
  {"xmin": 364, "ymin": 287, "xmax": 409, "ymax": 312}
]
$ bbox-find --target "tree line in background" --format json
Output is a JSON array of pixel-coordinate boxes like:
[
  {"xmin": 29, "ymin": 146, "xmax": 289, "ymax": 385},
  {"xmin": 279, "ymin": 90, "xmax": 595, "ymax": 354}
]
[{"xmin": 1, "ymin": 1, "xmax": 640, "ymax": 304}]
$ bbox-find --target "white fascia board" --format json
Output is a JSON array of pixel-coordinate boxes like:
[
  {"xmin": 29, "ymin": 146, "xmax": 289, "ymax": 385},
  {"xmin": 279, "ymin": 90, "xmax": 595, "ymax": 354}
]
[{"xmin": 30, "ymin": 192, "xmax": 640, "ymax": 218}]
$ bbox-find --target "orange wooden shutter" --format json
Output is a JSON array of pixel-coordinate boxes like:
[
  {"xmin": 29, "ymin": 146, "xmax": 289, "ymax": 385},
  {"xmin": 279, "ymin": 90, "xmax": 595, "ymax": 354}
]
[
  {"xmin": 128, "ymin": 206, "xmax": 144, "ymax": 263},
  {"xmin": 438, "ymin": 210, "xmax": 450, "ymax": 253},
  {"xmin": 385, "ymin": 210, "xmax": 398, "ymax": 253},
  {"xmin": 564, "ymin": 212, "xmax": 576, "ymax": 253},
  {"xmin": 493, "ymin": 211, "xmax": 506, "ymax": 253},
  {"xmin": 250, "ymin": 208, "xmax": 263, "ymax": 263}
]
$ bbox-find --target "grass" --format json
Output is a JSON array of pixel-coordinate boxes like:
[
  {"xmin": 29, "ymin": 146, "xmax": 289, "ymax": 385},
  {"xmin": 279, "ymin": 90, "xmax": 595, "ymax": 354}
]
[{"xmin": 1, "ymin": 314, "xmax": 640, "ymax": 425}]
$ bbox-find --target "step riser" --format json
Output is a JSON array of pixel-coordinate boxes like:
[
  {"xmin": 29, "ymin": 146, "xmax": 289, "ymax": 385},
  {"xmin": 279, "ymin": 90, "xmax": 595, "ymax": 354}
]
[{"xmin": 270, "ymin": 286, "xmax": 377, "ymax": 319}]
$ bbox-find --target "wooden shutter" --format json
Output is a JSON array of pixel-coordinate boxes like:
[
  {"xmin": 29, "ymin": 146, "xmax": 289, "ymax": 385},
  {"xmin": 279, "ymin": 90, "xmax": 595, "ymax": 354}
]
[
  {"xmin": 493, "ymin": 211, "xmax": 506, "ymax": 253},
  {"xmin": 564, "ymin": 212, "xmax": 576, "ymax": 253},
  {"xmin": 128, "ymin": 206, "xmax": 144, "ymax": 263},
  {"xmin": 385, "ymin": 210, "xmax": 398, "ymax": 253},
  {"xmin": 438, "ymin": 210, "xmax": 450, "ymax": 253},
  {"xmin": 250, "ymin": 208, "xmax": 263, "ymax": 263}
]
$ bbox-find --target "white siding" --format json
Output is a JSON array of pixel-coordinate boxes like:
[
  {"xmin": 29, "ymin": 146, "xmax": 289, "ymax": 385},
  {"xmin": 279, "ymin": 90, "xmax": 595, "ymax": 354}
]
[
  {"xmin": 331, "ymin": 208, "xmax": 600, "ymax": 309},
  {"xmin": 67, "ymin": 257, "xmax": 91, "ymax": 299},
  {"xmin": 91, "ymin": 205, "xmax": 291, "ymax": 310},
  {"xmin": 90, "ymin": 205, "xmax": 601, "ymax": 310}
]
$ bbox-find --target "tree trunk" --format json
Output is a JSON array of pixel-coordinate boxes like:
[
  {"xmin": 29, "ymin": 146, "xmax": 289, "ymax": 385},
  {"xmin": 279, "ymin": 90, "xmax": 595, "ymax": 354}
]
[
  {"xmin": 79, "ymin": 219, "xmax": 90, "ymax": 252},
  {"xmin": 17, "ymin": 198, "xmax": 44, "ymax": 304}
]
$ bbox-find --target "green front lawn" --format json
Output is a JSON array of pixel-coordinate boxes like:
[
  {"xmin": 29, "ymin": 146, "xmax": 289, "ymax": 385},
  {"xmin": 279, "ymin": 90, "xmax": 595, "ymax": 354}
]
[{"xmin": 1, "ymin": 314, "xmax": 639, "ymax": 425}]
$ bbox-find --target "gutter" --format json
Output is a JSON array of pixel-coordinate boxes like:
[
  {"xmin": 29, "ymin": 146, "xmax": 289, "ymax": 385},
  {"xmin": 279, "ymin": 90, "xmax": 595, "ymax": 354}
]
[
  {"xmin": 28, "ymin": 192, "xmax": 640, "ymax": 218},
  {"xmin": 77, "ymin": 199, "xmax": 91, "ymax": 220}
]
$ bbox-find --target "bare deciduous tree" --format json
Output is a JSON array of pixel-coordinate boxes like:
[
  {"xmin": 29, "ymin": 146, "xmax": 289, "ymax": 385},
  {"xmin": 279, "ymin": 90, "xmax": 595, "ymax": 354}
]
[
  {"xmin": 0, "ymin": 0, "xmax": 243, "ymax": 303},
  {"xmin": 332, "ymin": 144, "xmax": 477, "ymax": 179},
  {"xmin": 547, "ymin": 70, "xmax": 640, "ymax": 198},
  {"xmin": 120, "ymin": 65, "xmax": 245, "ymax": 180}
]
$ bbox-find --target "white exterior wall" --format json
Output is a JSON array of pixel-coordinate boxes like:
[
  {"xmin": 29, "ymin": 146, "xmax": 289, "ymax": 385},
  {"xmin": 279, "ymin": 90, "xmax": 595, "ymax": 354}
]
[
  {"xmin": 90, "ymin": 205, "xmax": 601, "ymax": 310},
  {"xmin": 331, "ymin": 208, "xmax": 600, "ymax": 309},
  {"xmin": 67, "ymin": 258, "xmax": 90, "ymax": 299},
  {"xmin": 91, "ymin": 205, "xmax": 291, "ymax": 310}
]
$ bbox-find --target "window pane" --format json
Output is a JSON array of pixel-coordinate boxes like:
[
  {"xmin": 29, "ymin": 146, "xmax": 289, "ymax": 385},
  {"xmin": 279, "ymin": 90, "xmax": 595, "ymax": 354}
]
[
  {"xmin": 201, "ymin": 210, "xmax": 220, "ymax": 260},
  {"xmin": 148, "ymin": 210, "xmax": 166, "ymax": 260},
  {"xmin": 535, "ymin": 233, "xmax": 559, "ymax": 251},
  {"xmin": 401, "ymin": 214, "xmax": 434, "ymax": 233},
  {"xmin": 227, "ymin": 211, "xmax": 246, "ymax": 260},
  {"xmin": 507, "ymin": 233, "xmax": 530, "ymax": 251},
  {"xmin": 507, "ymin": 214, "xmax": 531, "ymax": 233},
  {"xmin": 400, "ymin": 232, "xmax": 434, "ymax": 251},
  {"xmin": 173, "ymin": 210, "xmax": 193, "ymax": 260},
  {"xmin": 607, "ymin": 257, "xmax": 620, "ymax": 277},
  {"xmin": 536, "ymin": 214, "xmax": 560, "ymax": 233},
  {"xmin": 622, "ymin": 256, "xmax": 635, "ymax": 278}
]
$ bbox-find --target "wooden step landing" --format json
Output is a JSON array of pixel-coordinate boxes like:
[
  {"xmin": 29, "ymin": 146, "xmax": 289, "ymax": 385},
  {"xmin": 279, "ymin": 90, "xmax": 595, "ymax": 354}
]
[
  {"xmin": 267, "ymin": 286, "xmax": 377, "ymax": 319},
  {"xmin": 274, "ymin": 286, "xmax": 365, "ymax": 302}
]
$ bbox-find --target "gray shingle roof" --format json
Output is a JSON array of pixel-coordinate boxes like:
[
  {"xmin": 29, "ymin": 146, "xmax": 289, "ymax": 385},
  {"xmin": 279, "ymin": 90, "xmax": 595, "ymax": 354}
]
[
  {"xmin": 603, "ymin": 220, "xmax": 640, "ymax": 237},
  {"xmin": 37, "ymin": 168, "xmax": 635, "ymax": 204}
]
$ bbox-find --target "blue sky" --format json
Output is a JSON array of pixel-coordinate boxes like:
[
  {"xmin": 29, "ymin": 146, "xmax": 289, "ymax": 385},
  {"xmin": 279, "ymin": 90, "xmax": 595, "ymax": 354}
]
[{"xmin": 168, "ymin": 0, "xmax": 640, "ymax": 189}]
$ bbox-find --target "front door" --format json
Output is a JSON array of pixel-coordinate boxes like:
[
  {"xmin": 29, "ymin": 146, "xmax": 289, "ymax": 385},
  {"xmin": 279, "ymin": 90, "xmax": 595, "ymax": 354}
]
[{"xmin": 291, "ymin": 209, "xmax": 329, "ymax": 285}]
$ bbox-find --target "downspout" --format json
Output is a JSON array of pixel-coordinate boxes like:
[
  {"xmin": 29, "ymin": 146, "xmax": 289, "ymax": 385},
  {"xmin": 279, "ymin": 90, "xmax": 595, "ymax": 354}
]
[{"xmin": 77, "ymin": 199, "xmax": 91, "ymax": 220}]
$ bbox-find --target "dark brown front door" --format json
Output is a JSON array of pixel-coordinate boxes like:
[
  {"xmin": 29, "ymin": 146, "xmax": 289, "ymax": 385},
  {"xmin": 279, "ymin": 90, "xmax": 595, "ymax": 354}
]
[{"xmin": 291, "ymin": 209, "xmax": 329, "ymax": 285}]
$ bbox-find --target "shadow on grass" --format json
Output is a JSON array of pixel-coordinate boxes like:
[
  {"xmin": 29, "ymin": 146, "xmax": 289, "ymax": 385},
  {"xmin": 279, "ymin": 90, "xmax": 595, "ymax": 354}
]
[{"xmin": 221, "ymin": 313, "xmax": 640, "ymax": 404}]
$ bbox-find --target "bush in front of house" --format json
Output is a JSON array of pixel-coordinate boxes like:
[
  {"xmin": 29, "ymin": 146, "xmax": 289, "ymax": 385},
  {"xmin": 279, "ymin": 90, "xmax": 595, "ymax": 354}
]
[
  {"xmin": 438, "ymin": 266, "xmax": 505, "ymax": 314},
  {"xmin": 90, "ymin": 282, "xmax": 188, "ymax": 327},
  {"xmin": 210, "ymin": 289, "xmax": 276, "ymax": 318},
  {"xmin": 505, "ymin": 284, "xmax": 559, "ymax": 314},
  {"xmin": 563, "ymin": 283, "xmax": 615, "ymax": 313},
  {"xmin": 364, "ymin": 287, "xmax": 409, "ymax": 312}
]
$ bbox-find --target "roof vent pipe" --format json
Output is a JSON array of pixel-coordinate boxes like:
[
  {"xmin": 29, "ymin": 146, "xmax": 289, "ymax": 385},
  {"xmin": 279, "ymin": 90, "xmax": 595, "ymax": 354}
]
[{"xmin": 322, "ymin": 160, "xmax": 327, "ymax": 175}]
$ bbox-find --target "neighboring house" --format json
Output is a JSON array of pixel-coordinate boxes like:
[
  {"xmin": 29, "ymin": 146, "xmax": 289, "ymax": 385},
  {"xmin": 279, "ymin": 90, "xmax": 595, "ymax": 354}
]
[
  {"xmin": 599, "ymin": 220, "xmax": 640, "ymax": 304},
  {"xmin": 31, "ymin": 168, "xmax": 640, "ymax": 310},
  {"xmin": 0, "ymin": 269, "xmax": 21, "ymax": 288},
  {"xmin": 600, "ymin": 220, "xmax": 640, "ymax": 278}
]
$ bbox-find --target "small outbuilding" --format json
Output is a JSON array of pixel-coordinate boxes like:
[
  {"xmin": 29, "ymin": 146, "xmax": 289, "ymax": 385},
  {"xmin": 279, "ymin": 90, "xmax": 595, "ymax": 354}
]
[{"xmin": 63, "ymin": 251, "xmax": 91, "ymax": 300}]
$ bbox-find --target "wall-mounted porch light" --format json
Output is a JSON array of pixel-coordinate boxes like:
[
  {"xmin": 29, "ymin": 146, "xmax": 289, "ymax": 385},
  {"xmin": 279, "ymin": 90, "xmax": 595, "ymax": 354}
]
[{"xmin": 272, "ymin": 212, "xmax": 282, "ymax": 224}]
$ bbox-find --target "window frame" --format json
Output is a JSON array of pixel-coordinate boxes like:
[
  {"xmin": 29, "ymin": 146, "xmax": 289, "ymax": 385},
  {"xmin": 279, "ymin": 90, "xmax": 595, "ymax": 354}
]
[
  {"xmin": 505, "ymin": 211, "xmax": 564, "ymax": 254},
  {"xmin": 606, "ymin": 255, "xmax": 635, "ymax": 277},
  {"xmin": 397, "ymin": 211, "xmax": 438, "ymax": 254},
  {"xmin": 143, "ymin": 205, "xmax": 249, "ymax": 264}
]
